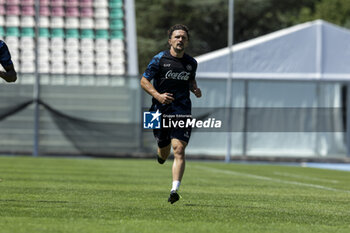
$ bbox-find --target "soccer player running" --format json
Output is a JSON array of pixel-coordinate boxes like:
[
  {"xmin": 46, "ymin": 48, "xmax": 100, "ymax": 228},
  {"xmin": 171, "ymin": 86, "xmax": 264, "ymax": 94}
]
[
  {"xmin": 141, "ymin": 24, "xmax": 202, "ymax": 204},
  {"xmin": 0, "ymin": 40, "xmax": 17, "ymax": 83}
]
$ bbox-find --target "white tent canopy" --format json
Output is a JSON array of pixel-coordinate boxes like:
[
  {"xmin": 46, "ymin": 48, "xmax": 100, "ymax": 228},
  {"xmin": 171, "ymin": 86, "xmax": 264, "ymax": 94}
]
[
  {"xmin": 196, "ymin": 20, "xmax": 350, "ymax": 81},
  {"xmin": 188, "ymin": 20, "xmax": 349, "ymax": 158}
]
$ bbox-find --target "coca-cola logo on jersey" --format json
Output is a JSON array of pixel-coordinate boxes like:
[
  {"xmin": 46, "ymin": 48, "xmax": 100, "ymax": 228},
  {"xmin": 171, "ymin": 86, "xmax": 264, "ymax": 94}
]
[{"xmin": 165, "ymin": 70, "xmax": 191, "ymax": 80}]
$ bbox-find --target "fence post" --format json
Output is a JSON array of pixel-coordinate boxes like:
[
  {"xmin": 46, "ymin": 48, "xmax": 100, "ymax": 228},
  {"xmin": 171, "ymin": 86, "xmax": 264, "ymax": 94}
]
[
  {"xmin": 33, "ymin": 0, "xmax": 40, "ymax": 157},
  {"xmin": 225, "ymin": 0, "xmax": 234, "ymax": 163},
  {"xmin": 347, "ymin": 83, "xmax": 350, "ymax": 157}
]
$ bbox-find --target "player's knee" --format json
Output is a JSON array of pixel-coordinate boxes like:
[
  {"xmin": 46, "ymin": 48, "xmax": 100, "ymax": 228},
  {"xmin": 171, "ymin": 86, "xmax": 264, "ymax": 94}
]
[
  {"xmin": 172, "ymin": 144, "xmax": 185, "ymax": 157},
  {"xmin": 158, "ymin": 144, "xmax": 171, "ymax": 158}
]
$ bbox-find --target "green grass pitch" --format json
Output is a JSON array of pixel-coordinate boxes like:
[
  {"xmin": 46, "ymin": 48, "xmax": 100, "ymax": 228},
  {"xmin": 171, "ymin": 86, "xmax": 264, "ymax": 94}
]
[{"xmin": 0, "ymin": 156, "xmax": 349, "ymax": 233}]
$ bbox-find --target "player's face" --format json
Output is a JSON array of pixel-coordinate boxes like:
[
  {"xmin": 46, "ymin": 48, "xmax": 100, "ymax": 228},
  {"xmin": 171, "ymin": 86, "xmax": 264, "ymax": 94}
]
[{"xmin": 168, "ymin": 30, "xmax": 189, "ymax": 53}]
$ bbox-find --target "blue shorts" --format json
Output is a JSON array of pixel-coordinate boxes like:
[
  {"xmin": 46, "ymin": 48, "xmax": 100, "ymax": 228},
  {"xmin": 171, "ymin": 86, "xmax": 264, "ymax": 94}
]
[{"xmin": 153, "ymin": 127, "xmax": 191, "ymax": 148}]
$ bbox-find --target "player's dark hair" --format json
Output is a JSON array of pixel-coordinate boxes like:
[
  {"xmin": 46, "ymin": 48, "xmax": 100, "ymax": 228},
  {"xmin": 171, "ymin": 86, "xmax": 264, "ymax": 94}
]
[{"xmin": 168, "ymin": 24, "xmax": 190, "ymax": 40}]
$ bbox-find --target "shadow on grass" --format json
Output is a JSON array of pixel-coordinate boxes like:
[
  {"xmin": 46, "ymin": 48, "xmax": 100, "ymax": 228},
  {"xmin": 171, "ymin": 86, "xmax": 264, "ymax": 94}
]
[
  {"xmin": 0, "ymin": 199, "xmax": 75, "ymax": 204},
  {"xmin": 183, "ymin": 203, "xmax": 231, "ymax": 208}
]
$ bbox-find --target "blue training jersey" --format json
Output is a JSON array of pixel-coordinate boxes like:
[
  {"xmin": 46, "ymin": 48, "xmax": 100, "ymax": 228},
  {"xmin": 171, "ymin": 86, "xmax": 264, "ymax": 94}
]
[
  {"xmin": 143, "ymin": 50, "xmax": 197, "ymax": 115},
  {"xmin": 0, "ymin": 40, "xmax": 13, "ymax": 69}
]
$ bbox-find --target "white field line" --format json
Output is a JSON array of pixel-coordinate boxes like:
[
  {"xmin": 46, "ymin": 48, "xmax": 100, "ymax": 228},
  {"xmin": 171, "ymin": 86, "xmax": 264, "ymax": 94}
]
[
  {"xmin": 195, "ymin": 165, "xmax": 350, "ymax": 194},
  {"xmin": 273, "ymin": 172, "xmax": 339, "ymax": 184}
]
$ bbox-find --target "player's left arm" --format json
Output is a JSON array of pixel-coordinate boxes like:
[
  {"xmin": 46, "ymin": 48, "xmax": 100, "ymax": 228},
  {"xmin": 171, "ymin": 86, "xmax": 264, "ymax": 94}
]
[
  {"xmin": 189, "ymin": 79, "xmax": 201, "ymax": 98},
  {"xmin": 189, "ymin": 58, "xmax": 201, "ymax": 98},
  {"xmin": 0, "ymin": 64, "xmax": 17, "ymax": 83}
]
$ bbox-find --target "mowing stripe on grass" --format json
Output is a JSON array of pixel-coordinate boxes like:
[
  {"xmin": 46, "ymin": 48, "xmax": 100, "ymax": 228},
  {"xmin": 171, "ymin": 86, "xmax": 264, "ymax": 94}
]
[
  {"xmin": 273, "ymin": 171, "xmax": 339, "ymax": 184},
  {"xmin": 195, "ymin": 165, "xmax": 350, "ymax": 194}
]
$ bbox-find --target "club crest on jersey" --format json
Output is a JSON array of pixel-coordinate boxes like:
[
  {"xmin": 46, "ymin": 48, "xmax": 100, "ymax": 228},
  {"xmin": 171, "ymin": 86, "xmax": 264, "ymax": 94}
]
[
  {"xmin": 186, "ymin": 64, "xmax": 192, "ymax": 71},
  {"xmin": 165, "ymin": 70, "xmax": 190, "ymax": 80}
]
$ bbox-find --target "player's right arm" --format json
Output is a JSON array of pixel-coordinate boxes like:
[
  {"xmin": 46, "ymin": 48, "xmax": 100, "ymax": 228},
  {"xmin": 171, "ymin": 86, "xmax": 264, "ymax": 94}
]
[
  {"xmin": 0, "ymin": 41, "xmax": 17, "ymax": 83},
  {"xmin": 141, "ymin": 52, "xmax": 174, "ymax": 105},
  {"xmin": 0, "ymin": 64, "xmax": 17, "ymax": 83},
  {"xmin": 140, "ymin": 77, "xmax": 174, "ymax": 105}
]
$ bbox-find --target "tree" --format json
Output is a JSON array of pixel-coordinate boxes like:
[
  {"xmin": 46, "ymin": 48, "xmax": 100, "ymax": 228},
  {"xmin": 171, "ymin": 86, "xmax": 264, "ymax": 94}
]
[
  {"xmin": 135, "ymin": 0, "xmax": 228, "ymax": 72},
  {"xmin": 135, "ymin": 0, "xmax": 325, "ymax": 73},
  {"xmin": 234, "ymin": 0, "xmax": 321, "ymax": 43},
  {"xmin": 314, "ymin": 0, "xmax": 350, "ymax": 27}
]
